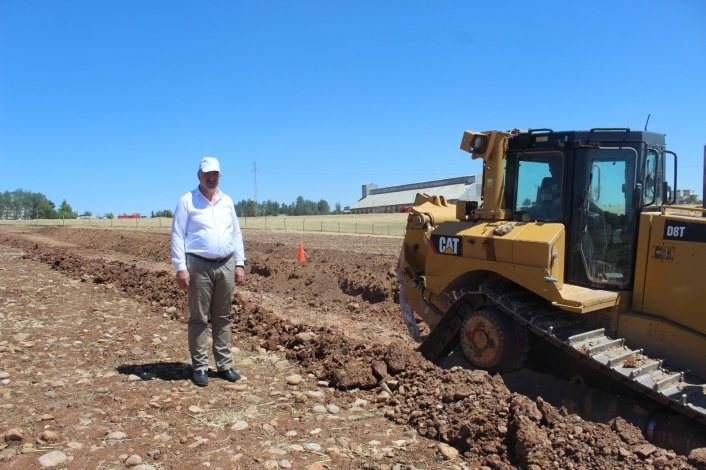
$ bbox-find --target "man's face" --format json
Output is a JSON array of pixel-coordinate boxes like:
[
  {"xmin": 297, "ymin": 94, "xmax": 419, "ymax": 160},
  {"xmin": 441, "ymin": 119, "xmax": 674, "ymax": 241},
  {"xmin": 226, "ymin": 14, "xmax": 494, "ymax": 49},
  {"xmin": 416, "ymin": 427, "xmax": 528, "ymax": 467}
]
[
  {"xmin": 198, "ymin": 170, "xmax": 220, "ymax": 191},
  {"xmin": 549, "ymin": 161, "xmax": 562, "ymax": 177}
]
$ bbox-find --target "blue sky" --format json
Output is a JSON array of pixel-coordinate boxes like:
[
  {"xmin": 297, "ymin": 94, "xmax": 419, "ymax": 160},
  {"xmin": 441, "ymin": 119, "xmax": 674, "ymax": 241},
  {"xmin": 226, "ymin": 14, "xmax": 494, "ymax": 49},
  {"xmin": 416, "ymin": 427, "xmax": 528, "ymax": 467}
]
[{"xmin": 1, "ymin": 1, "xmax": 704, "ymax": 216}]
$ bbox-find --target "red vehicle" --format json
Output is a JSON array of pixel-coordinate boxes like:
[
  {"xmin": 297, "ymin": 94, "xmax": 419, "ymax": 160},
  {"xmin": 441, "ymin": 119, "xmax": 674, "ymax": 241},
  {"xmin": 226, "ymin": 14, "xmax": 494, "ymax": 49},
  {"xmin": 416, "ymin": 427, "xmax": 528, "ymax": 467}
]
[
  {"xmin": 118, "ymin": 213, "xmax": 141, "ymax": 219},
  {"xmin": 399, "ymin": 205, "xmax": 411, "ymax": 213}
]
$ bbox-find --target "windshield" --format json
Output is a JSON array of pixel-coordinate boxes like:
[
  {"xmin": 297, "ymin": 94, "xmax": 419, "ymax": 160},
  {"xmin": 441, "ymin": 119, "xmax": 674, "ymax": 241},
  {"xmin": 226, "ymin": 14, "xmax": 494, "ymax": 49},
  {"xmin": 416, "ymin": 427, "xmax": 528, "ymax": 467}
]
[
  {"xmin": 514, "ymin": 153, "xmax": 564, "ymax": 221},
  {"xmin": 580, "ymin": 148, "xmax": 637, "ymax": 287}
]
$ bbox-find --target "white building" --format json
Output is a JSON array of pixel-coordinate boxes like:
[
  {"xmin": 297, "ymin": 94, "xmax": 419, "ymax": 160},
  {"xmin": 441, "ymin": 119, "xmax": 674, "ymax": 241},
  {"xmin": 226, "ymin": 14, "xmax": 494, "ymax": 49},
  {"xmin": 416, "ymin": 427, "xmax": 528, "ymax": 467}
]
[{"xmin": 350, "ymin": 175, "xmax": 482, "ymax": 214}]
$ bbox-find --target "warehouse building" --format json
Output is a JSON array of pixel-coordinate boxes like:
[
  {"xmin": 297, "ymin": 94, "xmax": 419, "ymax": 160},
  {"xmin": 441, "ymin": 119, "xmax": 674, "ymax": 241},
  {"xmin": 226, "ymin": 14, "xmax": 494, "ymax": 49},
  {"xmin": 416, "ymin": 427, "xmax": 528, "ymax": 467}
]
[{"xmin": 350, "ymin": 175, "xmax": 482, "ymax": 214}]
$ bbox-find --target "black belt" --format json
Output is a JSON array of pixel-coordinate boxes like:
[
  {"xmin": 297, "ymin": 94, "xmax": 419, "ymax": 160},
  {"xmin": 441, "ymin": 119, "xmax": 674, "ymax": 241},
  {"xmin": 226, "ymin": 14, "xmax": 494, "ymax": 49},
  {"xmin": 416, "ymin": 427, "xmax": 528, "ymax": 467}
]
[{"xmin": 187, "ymin": 253, "xmax": 233, "ymax": 263}]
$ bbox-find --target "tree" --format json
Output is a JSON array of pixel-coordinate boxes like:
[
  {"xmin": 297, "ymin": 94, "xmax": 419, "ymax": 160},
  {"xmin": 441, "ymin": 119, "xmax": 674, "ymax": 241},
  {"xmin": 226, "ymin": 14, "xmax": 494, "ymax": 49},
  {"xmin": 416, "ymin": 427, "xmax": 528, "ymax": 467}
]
[
  {"xmin": 334, "ymin": 202, "xmax": 342, "ymax": 214},
  {"xmin": 317, "ymin": 199, "xmax": 330, "ymax": 215},
  {"xmin": 57, "ymin": 199, "xmax": 77, "ymax": 219},
  {"xmin": 104, "ymin": 212, "xmax": 115, "ymax": 219},
  {"xmin": 81, "ymin": 210, "xmax": 92, "ymax": 217},
  {"xmin": 522, "ymin": 198, "xmax": 532, "ymax": 207},
  {"xmin": 153, "ymin": 209, "xmax": 174, "ymax": 218}
]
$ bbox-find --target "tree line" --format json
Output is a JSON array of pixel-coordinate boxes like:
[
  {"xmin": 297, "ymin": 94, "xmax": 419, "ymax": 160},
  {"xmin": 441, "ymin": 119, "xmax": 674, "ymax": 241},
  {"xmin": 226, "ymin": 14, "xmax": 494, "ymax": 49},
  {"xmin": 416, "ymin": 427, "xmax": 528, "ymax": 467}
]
[
  {"xmin": 0, "ymin": 189, "xmax": 78, "ymax": 220},
  {"xmin": 234, "ymin": 196, "xmax": 343, "ymax": 217}
]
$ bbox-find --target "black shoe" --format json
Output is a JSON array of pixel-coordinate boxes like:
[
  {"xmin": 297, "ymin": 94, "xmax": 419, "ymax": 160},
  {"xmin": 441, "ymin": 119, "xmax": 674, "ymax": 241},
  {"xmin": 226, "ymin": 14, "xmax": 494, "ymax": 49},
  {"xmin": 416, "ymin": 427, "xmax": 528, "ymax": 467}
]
[
  {"xmin": 192, "ymin": 370, "xmax": 208, "ymax": 387},
  {"xmin": 218, "ymin": 368, "xmax": 241, "ymax": 382}
]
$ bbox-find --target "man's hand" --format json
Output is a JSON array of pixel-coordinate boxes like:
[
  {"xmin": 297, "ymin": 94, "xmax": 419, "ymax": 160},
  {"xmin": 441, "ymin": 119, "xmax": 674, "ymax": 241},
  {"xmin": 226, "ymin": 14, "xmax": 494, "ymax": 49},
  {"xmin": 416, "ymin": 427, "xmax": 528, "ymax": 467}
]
[
  {"xmin": 176, "ymin": 270, "xmax": 190, "ymax": 291},
  {"xmin": 235, "ymin": 267, "xmax": 245, "ymax": 286}
]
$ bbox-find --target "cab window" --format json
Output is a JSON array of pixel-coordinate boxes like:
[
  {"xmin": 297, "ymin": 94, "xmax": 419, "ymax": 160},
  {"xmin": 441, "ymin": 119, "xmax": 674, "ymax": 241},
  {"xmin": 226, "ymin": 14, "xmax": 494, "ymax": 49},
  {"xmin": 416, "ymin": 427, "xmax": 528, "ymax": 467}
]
[{"xmin": 514, "ymin": 154, "xmax": 564, "ymax": 221}]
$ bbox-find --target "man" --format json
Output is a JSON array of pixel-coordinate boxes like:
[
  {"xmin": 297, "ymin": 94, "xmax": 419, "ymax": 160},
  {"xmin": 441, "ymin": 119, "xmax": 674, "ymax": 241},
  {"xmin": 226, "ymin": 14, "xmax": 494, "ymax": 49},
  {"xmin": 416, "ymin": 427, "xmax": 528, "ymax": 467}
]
[
  {"xmin": 171, "ymin": 157, "xmax": 246, "ymax": 387},
  {"xmin": 540, "ymin": 158, "xmax": 563, "ymax": 219}
]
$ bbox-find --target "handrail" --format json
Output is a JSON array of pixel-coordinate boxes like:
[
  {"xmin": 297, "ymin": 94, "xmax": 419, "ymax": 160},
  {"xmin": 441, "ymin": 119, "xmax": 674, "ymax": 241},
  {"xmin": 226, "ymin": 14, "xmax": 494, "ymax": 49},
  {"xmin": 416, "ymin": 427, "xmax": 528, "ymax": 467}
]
[{"xmin": 660, "ymin": 205, "xmax": 706, "ymax": 214}]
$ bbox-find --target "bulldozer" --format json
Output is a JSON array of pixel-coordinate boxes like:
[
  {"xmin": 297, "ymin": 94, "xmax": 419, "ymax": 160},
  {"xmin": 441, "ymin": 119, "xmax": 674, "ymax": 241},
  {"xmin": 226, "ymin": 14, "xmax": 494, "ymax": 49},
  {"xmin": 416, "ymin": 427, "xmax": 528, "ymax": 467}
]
[{"xmin": 397, "ymin": 128, "xmax": 706, "ymax": 437}]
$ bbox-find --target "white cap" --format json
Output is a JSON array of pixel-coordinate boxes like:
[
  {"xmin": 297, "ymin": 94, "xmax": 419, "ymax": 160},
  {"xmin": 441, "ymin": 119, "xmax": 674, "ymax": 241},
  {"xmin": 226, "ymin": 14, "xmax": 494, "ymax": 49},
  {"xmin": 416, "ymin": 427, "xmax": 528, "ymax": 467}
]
[{"xmin": 199, "ymin": 157, "xmax": 220, "ymax": 173}]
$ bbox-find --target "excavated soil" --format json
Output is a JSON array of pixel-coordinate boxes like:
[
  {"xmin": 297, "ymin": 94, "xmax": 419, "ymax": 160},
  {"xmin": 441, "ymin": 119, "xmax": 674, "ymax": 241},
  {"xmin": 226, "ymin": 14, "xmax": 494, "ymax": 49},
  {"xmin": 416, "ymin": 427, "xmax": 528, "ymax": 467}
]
[{"xmin": 1, "ymin": 226, "xmax": 704, "ymax": 470}]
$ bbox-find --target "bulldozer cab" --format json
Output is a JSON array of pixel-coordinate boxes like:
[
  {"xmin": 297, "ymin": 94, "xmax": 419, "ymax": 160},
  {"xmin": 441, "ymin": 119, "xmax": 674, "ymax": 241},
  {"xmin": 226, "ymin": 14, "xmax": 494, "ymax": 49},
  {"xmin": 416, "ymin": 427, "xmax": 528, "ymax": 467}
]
[{"xmin": 503, "ymin": 129, "xmax": 673, "ymax": 291}]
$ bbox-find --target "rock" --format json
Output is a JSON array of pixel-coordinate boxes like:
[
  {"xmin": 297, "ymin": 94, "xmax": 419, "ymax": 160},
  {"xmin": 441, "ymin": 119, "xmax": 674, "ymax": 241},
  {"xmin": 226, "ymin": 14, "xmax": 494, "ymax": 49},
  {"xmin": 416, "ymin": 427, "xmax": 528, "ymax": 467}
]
[
  {"xmin": 107, "ymin": 431, "xmax": 127, "ymax": 440},
  {"xmin": 0, "ymin": 372, "xmax": 8, "ymax": 379},
  {"xmin": 188, "ymin": 405, "xmax": 204, "ymax": 414},
  {"xmin": 689, "ymin": 448, "xmax": 706, "ymax": 470},
  {"xmin": 131, "ymin": 347, "xmax": 145, "ymax": 355},
  {"xmin": 274, "ymin": 360, "xmax": 289, "ymax": 369},
  {"xmin": 289, "ymin": 444, "xmax": 304, "ymax": 452},
  {"xmin": 312, "ymin": 405, "xmax": 327, "ymax": 414},
  {"xmin": 294, "ymin": 332, "xmax": 317, "ymax": 343},
  {"xmin": 286, "ymin": 374, "xmax": 303, "ymax": 385},
  {"xmin": 0, "ymin": 447, "xmax": 16, "ymax": 461},
  {"xmin": 65, "ymin": 442, "xmax": 83, "ymax": 450},
  {"xmin": 634, "ymin": 443, "xmax": 657, "ymax": 459},
  {"xmin": 125, "ymin": 454, "xmax": 143, "ymax": 466},
  {"xmin": 132, "ymin": 465, "xmax": 157, "ymax": 470},
  {"xmin": 619, "ymin": 447, "xmax": 632, "ymax": 458},
  {"xmin": 224, "ymin": 384, "xmax": 246, "ymax": 391},
  {"xmin": 285, "ymin": 430, "xmax": 297, "ymax": 437},
  {"xmin": 127, "ymin": 374, "xmax": 141, "ymax": 382},
  {"xmin": 305, "ymin": 464, "xmax": 327, "ymax": 470},
  {"xmin": 353, "ymin": 398, "xmax": 368, "ymax": 407},
  {"xmin": 335, "ymin": 437, "xmax": 349, "ymax": 448},
  {"xmin": 38, "ymin": 451, "xmax": 67, "ymax": 467},
  {"xmin": 263, "ymin": 461, "xmax": 279, "ymax": 469},
  {"xmin": 306, "ymin": 442, "xmax": 322, "ymax": 451},
  {"xmin": 377, "ymin": 391, "xmax": 390, "ymax": 403},
  {"xmin": 5, "ymin": 429, "xmax": 23, "ymax": 441},
  {"xmin": 327, "ymin": 404, "xmax": 340, "ymax": 414},
  {"xmin": 437, "ymin": 442, "xmax": 459, "ymax": 460},
  {"xmin": 279, "ymin": 460, "xmax": 292, "ymax": 468},
  {"xmin": 41, "ymin": 430, "xmax": 59, "ymax": 442},
  {"xmin": 306, "ymin": 390, "xmax": 325, "ymax": 399},
  {"xmin": 652, "ymin": 456, "xmax": 668, "ymax": 470},
  {"xmin": 372, "ymin": 361, "xmax": 388, "ymax": 379},
  {"xmin": 295, "ymin": 394, "xmax": 308, "ymax": 404},
  {"xmin": 231, "ymin": 421, "xmax": 248, "ymax": 431},
  {"xmin": 166, "ymin": 307, "xmax": 177, "ymax": 313},
  {"xmin": 246, "ymin": 394, "xmax": 263, "ymax": 404}
]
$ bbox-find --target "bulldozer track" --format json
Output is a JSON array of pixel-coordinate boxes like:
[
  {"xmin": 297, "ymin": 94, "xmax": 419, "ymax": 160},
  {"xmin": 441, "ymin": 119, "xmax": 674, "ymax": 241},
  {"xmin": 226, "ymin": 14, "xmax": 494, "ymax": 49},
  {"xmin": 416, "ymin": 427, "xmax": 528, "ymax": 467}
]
[{"xmin": 472, "ymin": 282, "xmax": 706, "ymax": 427}]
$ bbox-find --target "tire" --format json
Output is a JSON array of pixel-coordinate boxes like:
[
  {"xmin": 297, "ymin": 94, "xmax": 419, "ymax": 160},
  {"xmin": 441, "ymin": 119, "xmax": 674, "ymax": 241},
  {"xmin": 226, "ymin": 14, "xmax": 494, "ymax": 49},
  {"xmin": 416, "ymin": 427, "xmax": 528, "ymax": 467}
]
[{"xmin": 460, "ymin": 306, "xmax": 528, "ymax": 373}]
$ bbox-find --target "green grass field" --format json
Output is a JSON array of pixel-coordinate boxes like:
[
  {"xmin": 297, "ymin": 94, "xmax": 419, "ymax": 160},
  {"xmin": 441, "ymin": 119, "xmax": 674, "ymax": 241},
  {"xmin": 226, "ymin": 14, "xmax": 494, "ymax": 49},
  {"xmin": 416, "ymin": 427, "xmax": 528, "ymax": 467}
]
[{"xmin": 0, "ymin": 213, "xmax": 410, "ymax": 237}]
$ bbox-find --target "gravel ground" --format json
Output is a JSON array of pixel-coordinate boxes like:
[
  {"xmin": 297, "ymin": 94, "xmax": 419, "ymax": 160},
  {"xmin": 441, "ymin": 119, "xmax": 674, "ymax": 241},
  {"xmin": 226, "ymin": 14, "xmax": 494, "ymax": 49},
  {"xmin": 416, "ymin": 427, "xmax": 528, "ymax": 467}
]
[{"xmin": 1, "ymin": 226, "xmax": 705, "ymax": 470}]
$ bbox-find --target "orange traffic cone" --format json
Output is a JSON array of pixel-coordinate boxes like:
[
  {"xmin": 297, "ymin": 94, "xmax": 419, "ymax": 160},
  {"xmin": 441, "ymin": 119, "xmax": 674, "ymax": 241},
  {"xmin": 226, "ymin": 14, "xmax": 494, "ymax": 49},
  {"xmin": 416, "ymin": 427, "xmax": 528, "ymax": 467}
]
[{"xmin": 297, "ymin": 243, "xmax": 306, "ymax": 262}]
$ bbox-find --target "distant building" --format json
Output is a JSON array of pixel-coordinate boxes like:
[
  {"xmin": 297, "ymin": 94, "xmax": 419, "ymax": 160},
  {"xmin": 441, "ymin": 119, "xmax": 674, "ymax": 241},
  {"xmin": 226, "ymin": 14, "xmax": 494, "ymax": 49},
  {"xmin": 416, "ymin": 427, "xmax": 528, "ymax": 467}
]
[
  {"xmin": 676, "ymin": 189, "xmax": 701, "ymax": 204},
  {"xmin": 350, "ymin": 175, "xmax": 482, "ymax": 214}
]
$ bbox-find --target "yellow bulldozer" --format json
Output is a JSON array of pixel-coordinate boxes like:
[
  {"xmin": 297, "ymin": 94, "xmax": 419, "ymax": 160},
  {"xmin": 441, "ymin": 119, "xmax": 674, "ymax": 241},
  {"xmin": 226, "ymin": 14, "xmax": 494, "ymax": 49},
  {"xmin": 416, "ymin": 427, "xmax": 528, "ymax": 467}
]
[{"xmin": 397, "ymin": 128, "xmax": 706, "ymax": 431}]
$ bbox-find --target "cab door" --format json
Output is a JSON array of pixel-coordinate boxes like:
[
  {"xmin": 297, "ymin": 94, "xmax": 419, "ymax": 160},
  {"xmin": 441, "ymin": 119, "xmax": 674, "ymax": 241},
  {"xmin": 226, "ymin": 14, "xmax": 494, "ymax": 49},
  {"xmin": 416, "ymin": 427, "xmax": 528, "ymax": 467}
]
[{"xmin": 565, "ymin": 147, "xmax": 639, "ymax": 290}]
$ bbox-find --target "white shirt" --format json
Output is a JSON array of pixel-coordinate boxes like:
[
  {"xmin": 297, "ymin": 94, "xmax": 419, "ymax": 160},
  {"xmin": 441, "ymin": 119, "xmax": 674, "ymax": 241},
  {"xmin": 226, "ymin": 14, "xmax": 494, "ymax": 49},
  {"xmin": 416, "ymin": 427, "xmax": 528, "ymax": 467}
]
[{"xmin": 170, "ymin": 187, "xmax": 246, "ymax": 272}]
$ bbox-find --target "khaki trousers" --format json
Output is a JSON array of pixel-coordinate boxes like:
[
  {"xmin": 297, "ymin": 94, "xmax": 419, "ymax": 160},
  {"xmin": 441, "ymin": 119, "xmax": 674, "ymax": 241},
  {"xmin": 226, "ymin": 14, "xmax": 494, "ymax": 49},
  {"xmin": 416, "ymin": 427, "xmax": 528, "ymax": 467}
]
[{"xmin": 186, "ymin": 254, "xmax": 235, "ymax": 372}]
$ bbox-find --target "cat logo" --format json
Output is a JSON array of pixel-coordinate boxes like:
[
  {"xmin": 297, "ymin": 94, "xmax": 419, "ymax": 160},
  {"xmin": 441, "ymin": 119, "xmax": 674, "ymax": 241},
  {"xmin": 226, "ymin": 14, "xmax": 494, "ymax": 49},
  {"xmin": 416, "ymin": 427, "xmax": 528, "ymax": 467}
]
[{"xmin": 431, "ymin": 234, "xmax": 463, "ymax": 256}]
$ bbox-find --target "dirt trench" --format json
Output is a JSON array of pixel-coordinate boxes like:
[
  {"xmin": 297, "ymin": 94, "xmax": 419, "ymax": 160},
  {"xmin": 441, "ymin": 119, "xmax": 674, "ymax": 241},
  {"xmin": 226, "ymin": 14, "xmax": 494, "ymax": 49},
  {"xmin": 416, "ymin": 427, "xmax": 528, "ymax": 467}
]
[{"xmin": 1, "ymin": 227, "xmax": 704, "ymax": 470}]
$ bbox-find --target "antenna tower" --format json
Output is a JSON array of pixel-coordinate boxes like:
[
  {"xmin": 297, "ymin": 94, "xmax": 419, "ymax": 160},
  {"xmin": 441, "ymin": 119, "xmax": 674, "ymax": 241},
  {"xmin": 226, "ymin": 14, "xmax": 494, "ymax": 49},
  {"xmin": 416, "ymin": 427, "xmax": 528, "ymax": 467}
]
[{"xmin": 253, "ymin": 161, "xmax": 258, "ymax": 216}]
